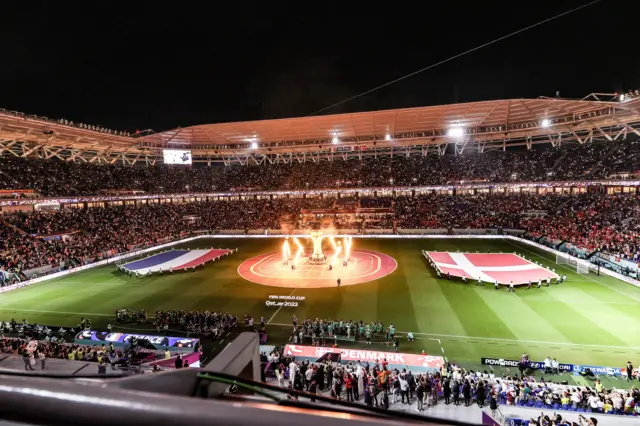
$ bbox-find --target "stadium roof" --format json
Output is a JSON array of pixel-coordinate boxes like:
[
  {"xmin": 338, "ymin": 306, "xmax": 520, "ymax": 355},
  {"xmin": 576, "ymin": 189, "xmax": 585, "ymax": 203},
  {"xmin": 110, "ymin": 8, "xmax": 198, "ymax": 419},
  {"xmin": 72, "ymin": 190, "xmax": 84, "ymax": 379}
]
[
  {"xmin": 1, "ymin": 94, "xmax": 640, "ymax": 164},
  {"xmin": 140, "ymin": 97, "xmax": 629, "ymax": 145}
]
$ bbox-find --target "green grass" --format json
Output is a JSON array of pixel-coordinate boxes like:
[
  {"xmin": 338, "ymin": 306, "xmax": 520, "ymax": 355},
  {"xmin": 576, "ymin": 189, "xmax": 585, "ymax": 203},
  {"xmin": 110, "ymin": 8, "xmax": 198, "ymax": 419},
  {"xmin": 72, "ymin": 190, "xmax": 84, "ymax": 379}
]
[{"xmin": 2, "ymin": 238, "xmax": 640, "ymax": 376}]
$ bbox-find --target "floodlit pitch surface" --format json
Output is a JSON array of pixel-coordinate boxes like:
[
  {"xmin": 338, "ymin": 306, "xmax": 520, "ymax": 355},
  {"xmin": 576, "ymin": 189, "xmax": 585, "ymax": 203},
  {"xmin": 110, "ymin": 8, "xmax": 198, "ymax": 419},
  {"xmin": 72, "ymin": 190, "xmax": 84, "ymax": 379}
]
[
  {"xmin": 238, "ymin": 249, "xmax": 397, "ymax": 288},
  {"xmin": 2, "ymin": 238, "xmax": 640, "ymax": 371}
]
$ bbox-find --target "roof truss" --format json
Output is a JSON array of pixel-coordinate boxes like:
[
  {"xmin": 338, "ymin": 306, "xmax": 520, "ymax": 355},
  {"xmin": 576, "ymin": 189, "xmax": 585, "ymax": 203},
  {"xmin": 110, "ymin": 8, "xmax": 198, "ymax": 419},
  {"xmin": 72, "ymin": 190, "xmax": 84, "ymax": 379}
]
[{"xmin": 1, "ymin": 96, "xmax": 640, "ymax": 164}]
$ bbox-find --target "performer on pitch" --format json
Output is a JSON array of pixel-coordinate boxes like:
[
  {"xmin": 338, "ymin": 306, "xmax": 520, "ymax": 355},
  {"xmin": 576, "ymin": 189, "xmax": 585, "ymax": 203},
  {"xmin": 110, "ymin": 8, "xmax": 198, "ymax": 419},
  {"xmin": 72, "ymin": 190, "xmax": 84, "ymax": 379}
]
[
  {"xmin": 527, "ymin": 280, "xmax": 532, "ymax": 290},
  {"xmin": 509, "ymin": 281, "xmax": 514, "ymax": 292},
  {"xmin": 337, "ymin": 278, "xmax": 341, "ymax": 287}
]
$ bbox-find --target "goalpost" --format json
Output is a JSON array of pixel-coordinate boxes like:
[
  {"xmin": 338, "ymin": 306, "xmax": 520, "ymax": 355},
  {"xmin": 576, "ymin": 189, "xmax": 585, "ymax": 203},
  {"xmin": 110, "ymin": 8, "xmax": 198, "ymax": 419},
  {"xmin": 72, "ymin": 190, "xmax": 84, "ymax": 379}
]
[
  {"xmin": 556, "ymin": 253, "xmax": 590, "ymax": 274},
  {"xmin": 577, "ymin": 262, "xmax": 590, "ymax": 275}
]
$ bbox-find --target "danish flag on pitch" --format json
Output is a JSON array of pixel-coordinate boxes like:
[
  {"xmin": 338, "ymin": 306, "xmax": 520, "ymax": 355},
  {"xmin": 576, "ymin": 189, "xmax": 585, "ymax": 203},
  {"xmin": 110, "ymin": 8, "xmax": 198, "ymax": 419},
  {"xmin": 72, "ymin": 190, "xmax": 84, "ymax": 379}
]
[{"xmin": 426, "ymin": 252, "xmax": 558, "ymax": 285}]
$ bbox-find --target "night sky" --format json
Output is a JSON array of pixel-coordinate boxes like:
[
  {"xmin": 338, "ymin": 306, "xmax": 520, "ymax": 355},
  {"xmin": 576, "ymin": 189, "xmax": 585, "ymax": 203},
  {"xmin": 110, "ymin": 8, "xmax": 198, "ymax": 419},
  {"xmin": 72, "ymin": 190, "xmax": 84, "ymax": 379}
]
[{"xmin": 1, "ymin": 1, "xmax": 637, "ymax": 133}]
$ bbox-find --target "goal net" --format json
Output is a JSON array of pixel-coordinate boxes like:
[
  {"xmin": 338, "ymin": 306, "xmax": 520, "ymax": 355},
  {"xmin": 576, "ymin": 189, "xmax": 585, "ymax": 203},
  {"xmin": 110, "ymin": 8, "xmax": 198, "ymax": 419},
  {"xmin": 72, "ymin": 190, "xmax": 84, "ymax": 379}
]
[
  {"xmin": 577, "ymin": 262, "xmax": 590, "ymax": 275},
  {"xmin": 556, "ymin": 254, "xmax": 569, "ymax": 265},
  {"xmin": 556, "ymin": 254, "xmax": 578, "ymax": 268},
  {"xmin": 557, "ymin": 253, "xmax": 590, "ymax": 274}
]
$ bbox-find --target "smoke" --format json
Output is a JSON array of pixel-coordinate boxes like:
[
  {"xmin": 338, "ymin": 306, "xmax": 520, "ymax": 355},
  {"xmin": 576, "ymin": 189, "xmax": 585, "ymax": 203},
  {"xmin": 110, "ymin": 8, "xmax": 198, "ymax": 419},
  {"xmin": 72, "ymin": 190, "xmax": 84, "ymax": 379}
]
[
  {"xmin": 319, "ymin": 218, "xmax": 336, "ymax": 234},
  {"xmin": 279, "ymin": 220, "xmax": 294, "ymax": 235}
]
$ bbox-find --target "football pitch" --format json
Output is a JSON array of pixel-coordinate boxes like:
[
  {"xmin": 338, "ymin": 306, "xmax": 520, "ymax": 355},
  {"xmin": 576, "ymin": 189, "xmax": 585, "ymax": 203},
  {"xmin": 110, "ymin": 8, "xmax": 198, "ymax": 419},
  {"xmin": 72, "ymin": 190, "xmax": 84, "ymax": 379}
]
[{"xmin": 2, "ymin": 238, "xmax": 640, "ymax": 372}]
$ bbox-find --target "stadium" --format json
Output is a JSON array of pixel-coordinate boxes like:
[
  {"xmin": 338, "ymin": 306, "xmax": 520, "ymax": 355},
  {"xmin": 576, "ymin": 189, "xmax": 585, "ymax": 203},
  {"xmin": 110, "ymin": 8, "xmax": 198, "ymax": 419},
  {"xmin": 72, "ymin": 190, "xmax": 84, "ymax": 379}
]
[
  {"xmin": 2, "ymin": 92, "xmax": 640, "ymax": 424},
  {"xmin": 2, "ymin": 3, "xmax": 640, "ymax": 424}
]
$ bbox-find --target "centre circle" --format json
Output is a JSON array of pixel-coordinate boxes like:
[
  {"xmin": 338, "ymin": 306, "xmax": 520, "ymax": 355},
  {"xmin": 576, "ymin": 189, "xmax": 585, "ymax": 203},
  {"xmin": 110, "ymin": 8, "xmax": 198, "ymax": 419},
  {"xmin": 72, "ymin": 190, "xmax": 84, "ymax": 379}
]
[{"xmin": 237, "ymin": 249, "xmax": 398, "ymax": 288}]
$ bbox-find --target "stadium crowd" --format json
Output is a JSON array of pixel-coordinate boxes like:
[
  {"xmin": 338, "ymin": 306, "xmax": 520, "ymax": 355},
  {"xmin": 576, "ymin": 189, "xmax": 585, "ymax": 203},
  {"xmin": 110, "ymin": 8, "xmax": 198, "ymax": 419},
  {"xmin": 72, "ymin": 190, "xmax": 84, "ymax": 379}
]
[
  {"xmin": 2, "ymin": 191, "xmax": 640, "ymax": 283},
  {"xmin": 288, "ymin": 317, "xmax": 395, "ymax": 346},
  {"xmin": 154, "ymin": 310, "xmax": 238, "ymax": 338},
  {"xmin": 265, "ymin": 347, "xmax": 640, "ymax": 419},
  {"xmin": 0, "ymin": 335, "xmax": 126, "ymax": 369},
  {"xmin": 2, "ymin": 140, "xmax": 640, "ymax": 196}
]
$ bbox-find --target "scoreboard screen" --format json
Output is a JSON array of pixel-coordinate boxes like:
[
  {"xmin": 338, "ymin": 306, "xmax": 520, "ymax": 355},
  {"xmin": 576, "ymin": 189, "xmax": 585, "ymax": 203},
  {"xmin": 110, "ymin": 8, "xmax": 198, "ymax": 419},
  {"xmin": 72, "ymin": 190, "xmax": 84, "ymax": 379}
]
[{"xmin": 163, "ymin": 149, "xmax": 192, "ymax": 165}]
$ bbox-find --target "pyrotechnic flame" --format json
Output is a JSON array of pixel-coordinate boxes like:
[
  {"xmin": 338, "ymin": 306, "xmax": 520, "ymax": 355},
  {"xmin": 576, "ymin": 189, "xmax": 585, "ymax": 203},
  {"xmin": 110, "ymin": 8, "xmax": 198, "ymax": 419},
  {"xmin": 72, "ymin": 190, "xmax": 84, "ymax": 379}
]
[
  {"xmin": 329, "ymin": 236, "xmax": 342, "ymax": 266},
  {"xmin": 343, "ymin": 236, "xmax": 352, "ymax": 262},
  {"xmin": 293, "ymin": 237, "xmax": 304, "ymax": 265},
  {"xmin": 282, "ymin": 239, "xmax": 291, "ymax": 262}
]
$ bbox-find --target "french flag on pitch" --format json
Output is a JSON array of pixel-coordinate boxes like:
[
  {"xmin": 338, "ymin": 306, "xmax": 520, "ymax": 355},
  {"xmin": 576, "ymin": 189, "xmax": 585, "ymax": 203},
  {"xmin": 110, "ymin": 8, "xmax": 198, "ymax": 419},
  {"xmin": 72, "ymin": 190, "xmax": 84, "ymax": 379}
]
[{"xmin": 122, "ymin": 249, "xmax": 232, "ymax": 275}]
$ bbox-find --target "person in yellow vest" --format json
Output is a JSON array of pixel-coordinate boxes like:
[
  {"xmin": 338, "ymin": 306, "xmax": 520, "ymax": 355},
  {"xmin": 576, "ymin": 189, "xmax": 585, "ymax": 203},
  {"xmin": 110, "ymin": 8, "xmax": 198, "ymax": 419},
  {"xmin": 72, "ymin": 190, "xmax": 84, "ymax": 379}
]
[
  {"xmin": 595, "ymin": 379, "xmax": 603, "ymax": 393},
  {"xmin": 164, "ymin": 349, "xmax": 171, "ymax": 359},
  {"xmin": 77, "ymin": 348, "xmax": 84, "ymax": 360},
  {"xmin": 97, "ymin": 351, "xmax": 103, "ymax": 365},
  {"xmin": 68, "ymin": 350, "xmax": 75, "ymax": 361}
]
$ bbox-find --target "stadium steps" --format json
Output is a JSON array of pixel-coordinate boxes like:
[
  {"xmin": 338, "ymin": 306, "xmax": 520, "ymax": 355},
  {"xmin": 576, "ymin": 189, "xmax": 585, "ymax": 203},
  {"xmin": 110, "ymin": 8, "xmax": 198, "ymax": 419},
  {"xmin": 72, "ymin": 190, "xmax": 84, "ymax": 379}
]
[
  {"xmin": 554, "ymin": 196, "xmax": 578, "ymax": 214},
  {"xmin": 586, "ymin": 249, "xmax": 600, "ymax": 261},
  {"xmin": 585, "ymin": 141, "xmax": 621, "ymax": 178},
  {"xmin": 548, "ymin": 148, "xmax": 569, "ymax": 176},
  {"xmin": 0, "ymin": 217, "xmax": 29, "ymax": 236}
]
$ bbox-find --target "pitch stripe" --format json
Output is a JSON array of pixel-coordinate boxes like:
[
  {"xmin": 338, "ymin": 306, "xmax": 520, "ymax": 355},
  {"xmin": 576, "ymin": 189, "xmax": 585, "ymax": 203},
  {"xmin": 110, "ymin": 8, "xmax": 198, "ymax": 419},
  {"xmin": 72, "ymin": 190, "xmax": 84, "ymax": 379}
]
[
  {"xmin": 3, "ymin": 306, "xmax": 639, "ymax": 350},
  {"xmin": 0, "ymin": 307, "xmax": 111, "ymax": 317},
  {"xmin": 506, "ymin": 240, "xmax": 640, "ymax": 303},
  {"xmin": 267, "ymin": 288, "xmax": 296, "ymax": 324},
  {"xmin": 267, "ymin": 322, "xmax": 640, "ymax": 350}
]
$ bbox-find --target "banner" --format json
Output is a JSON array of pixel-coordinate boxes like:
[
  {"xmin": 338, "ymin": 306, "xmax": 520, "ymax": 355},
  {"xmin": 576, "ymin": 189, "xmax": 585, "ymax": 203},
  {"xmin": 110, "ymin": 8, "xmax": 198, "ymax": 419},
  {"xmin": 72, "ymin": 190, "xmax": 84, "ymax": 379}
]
[
  {"xmin": 145, "ymin": 351, "xmax": 201, "ymax": 368},
  {"xmin": 571, "ymin": 363, "xmax": 626, "ymax": 377},
  {"xmin": 522, "ymin": 210, "xmax": 548, "ymax": 217},
  {"xmin": 600, "ymin": 253, "xmax": 639, "ymax": 270},
  {"xmin": 481, "ymin": 357, "xmax": 573, "ymax": 372},
  {"xmin": 481, "ymin": 357, "xmax": 629, "ymax": 376},
  {"xmin": 75, "ymin": 330, "xmax": 199, "ymax": 350},
  {"xmin": 562, "ymin": 242, "xmax": 588, "ymax": 258},
  {"xmin": 1, "ymin": 204, "xmax": 34, "ymax": 214},
  {"xmin": 285, "ymin": 344, "xmax": 444, "ymax": 370},
  {"xmin": 0, "ymin": 189, "xmax": 34, "ymax": 194}
]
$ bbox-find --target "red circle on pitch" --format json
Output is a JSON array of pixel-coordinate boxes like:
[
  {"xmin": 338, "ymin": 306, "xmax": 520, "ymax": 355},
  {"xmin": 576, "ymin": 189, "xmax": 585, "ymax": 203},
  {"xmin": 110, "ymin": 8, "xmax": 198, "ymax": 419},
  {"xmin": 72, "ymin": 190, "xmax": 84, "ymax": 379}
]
[{"xmin": 237, "ymin": 249, "xmax": 398, "ymax": 288}]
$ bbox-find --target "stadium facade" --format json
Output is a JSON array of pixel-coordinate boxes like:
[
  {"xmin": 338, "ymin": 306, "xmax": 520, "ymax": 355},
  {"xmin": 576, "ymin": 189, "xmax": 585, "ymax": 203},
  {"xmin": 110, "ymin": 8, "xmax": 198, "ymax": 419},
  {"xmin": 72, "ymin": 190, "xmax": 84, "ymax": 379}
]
[{"xmin": 1, "ymin": 93, "xmax": 640, "ymax": 165}]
